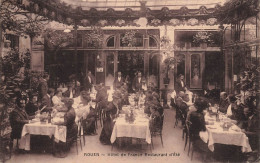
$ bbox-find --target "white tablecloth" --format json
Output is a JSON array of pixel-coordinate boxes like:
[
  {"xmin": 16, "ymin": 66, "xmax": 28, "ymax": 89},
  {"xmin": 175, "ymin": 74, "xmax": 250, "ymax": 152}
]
[
  {"xmin": 110, "ymin": 117, "xmax": 151, "ymax": 144},
  {"xmin": 19, "ymin": 122, "xmax": 67, "ymax": 151},
  {"xmin": 200, "ymin": 123, "xmax": 252, "ymax": 153}
]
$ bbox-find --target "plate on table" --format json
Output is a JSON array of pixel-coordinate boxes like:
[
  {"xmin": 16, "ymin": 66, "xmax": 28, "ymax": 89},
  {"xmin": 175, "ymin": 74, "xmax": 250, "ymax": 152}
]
[
  {"xmin": 30, "ymin": 119, "xmax": 40, "ymax": 123},
  {"xmin": 207, "ymin": 125, "xmax": 217, "ymax": 129}
]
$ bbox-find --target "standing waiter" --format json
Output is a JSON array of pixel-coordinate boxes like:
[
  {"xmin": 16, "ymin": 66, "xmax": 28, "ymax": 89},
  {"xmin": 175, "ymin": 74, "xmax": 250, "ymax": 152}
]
[
  {"xmin": 84, "ymin": 71, "xmax": 95, "ymax": 92},
  {"xmin": 175, "ymin": 74, "xmax": 186, "ymax": 94}
]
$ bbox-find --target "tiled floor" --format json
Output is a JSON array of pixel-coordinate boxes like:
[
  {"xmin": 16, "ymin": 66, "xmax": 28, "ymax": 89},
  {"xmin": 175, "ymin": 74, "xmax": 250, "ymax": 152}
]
[{"xmin": 6, "ymin": 108, "xmax": 203, "ymax": 163}]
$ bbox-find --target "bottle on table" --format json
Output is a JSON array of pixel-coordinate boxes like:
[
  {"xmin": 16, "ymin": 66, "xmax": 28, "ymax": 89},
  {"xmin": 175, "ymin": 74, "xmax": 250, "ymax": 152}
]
[{"xmin": 48, "ymin": 112, "xmax": 51, "ymax": 123}]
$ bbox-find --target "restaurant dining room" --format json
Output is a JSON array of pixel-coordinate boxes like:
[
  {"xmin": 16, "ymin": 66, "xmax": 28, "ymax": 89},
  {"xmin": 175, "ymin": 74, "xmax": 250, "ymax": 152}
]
[{"xmin": 0, "ymin": 0, "xmax": 259, "ymax": 163}]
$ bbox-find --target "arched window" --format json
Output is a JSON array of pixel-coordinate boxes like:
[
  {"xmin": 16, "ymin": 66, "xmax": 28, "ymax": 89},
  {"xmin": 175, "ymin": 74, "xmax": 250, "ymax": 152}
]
[
  {"xmin": 106, "ymin": 36, "xmax": 115, "ymax": 47},
  {"xmin": 149, "ymin": 36, "xmax": 158, "ymax": 47}
]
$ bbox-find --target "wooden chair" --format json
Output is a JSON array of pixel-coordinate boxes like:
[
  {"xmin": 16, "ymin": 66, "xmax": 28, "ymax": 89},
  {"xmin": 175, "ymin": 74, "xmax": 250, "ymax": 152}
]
[
  {"xmin": 174, "ymin": 106, "xmax": 183, "ymax": 128},
  {"xmin": 100, "ymin": 109, "xmax": 106, "ymax": 128},
  {"xmin": 93, "ymin": 103, "xmax": 99, "ymax": 133},
  {"xmin": 96, "ymin": 101, "xmax": 106, "ymax": 128},
  {"xmin": 70, "ymin": 118, "xmax": 84, "ymax": 154},
  {"xmin": 180, "ymin": 111, "xmax": 187, "ymax": 141},
  {"xmin": 170, "ymin": 97, "xmax": 177, "ymax": 109},
  {"xmin": 183, "ymin": 120, "xmax": 192, "ymax": 153},
  {"xmin": 0, "ymin": 137, "xmax": 12, "ymax": 163},
  {"xmin": 189, "ymin": 127, "xmax": 211, "ymax": 161},
  {"xmin": 79, "ymin": 118, "xmax": 86, "ymax": 146},
  {"xmin": 151, "ymin": 113, "xmax": 164, "ymax": 149}
]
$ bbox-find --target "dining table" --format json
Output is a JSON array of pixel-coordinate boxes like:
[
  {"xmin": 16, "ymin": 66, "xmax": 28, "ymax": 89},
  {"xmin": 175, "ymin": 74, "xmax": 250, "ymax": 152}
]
[
  {"xmin": 19, "ymin": 120, "xmax": 67, "ymax": 151},
  {"xmin": 110, "ymin": 105, "xmax": 151, "ymax": 144},
  {"xmin": 200, "ymin": 111, "xmax": 252, "ymax": 153}
]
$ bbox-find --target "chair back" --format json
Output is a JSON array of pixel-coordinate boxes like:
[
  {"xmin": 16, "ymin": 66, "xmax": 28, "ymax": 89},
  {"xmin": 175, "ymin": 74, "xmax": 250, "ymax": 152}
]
[
  {"xmin": 186, "ymin": 120, "xmax": 192, "ymax": 137},
  {"xmin": 160, "ymin": 113, "xmax": 165, "ymax": 130},
  {"xmin": 176, "ymin": 104, "xmax": 186, "ymax": 122},
  {"xmin": 9, "ymin": 111, "xmax": 15, "ymax": 129},
  {"xmin": 78, "ymin": 118, "xmax": 83, "ymax": 136},
  {"xmin": 187, "ymin": 120, "xmax": 197, "ymax": 142}
]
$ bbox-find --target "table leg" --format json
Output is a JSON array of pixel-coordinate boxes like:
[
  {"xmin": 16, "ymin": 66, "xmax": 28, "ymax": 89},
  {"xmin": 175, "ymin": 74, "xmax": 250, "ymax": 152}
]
[{"xmin": 52, "ymin": 136, "xmax": 55, "ymax": 155}]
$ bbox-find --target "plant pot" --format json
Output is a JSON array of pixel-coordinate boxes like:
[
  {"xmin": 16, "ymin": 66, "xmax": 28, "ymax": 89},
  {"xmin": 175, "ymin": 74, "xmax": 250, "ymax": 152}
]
[{"xmin": 200, "ymin": 42, "xmax": 207, "ymax": 49}]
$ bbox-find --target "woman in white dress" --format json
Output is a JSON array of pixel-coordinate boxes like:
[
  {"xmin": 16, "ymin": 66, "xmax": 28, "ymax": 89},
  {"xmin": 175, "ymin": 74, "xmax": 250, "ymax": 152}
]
[{"xmin": 52, "ymin": 89, "xmax": 64, "ymax": 106}]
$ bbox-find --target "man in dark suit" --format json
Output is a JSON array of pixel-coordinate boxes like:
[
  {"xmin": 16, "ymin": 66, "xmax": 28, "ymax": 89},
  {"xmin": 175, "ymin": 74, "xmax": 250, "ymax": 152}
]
[
  {"xmin": 40, "ymin": 88, "xmax": 54, "ymax": 113},
  {"xmin": 175, "ymin": 91, "xmax": 185, "ymax": 108},
  {"xmin": 113, "ymin": 72, "xmax": 124, "ymax": 89},
  {"xmin": 179, "ymin": 93, "xmax": 190, "ymax": 123},
  {"xmin": 242, "ymin": 107, "xmax": 259, "ymax": 151},
  {"xmin": 10, "ymin": 97, "xmax": 30, "ymax": 141},
  {"xmin": 175, "ymin": 74, "xmax": 186, "ymax": 94},
  {"xmin": 84, "ymin": 71, "xmax": 95, "ymax": 92},
  {"xmin": 38, "ymin": 73, "xmax": 49, "ymax": 101},
  {"xmin": 132, "ymin": 72, "xmax": 146, "ymax": 92},
  {"xmin": 96, "ymin": 84, "xmax": 107, "ymax": 103},
  {"xmin": 219, "ymin": 92, "xmax": 229, "ymax": 113},
  {"xmin": 63, "ymin": 82, "xmax": 80, "ymax": 98},
  {"xmin": 112, "ymin": 91, "xmax": 123, "ymax": 113},
  {"xmin": 25, "ymin": 93, "xmax": 39, "ymax": 116}
]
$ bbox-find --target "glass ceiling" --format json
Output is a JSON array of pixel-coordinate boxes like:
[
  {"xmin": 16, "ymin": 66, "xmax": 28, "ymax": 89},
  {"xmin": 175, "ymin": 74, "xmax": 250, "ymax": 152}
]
[{"xmin": 60, "ymin": 0, "xmax": 229, "ymax": 11}]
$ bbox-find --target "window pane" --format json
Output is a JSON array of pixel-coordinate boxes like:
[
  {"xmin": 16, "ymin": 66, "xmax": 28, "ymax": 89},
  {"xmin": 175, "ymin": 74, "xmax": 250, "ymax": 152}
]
[
  {"xmin": 149, "ymin": 36, "xmax": 157, "ymax": 47},
  {"xmin": 107, "ymin": 36, "xmax": 115, "ymax": 47}
]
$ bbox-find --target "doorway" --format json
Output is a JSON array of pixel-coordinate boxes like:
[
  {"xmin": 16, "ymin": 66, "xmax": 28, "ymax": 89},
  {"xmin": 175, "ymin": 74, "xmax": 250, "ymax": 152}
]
[{"xmin": 118, "ymin": 51, "xmax": 144, "ymax": 92}]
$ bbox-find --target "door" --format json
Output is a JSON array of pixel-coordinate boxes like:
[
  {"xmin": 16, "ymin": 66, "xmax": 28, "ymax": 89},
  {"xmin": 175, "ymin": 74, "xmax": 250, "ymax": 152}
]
[
  {"xmin": 187, "ymin": 52, "xmax": 205, "ymax": 89},
  {"xmin": 118, "ymin": 51, "xmax": 144, "ymax": 92}
]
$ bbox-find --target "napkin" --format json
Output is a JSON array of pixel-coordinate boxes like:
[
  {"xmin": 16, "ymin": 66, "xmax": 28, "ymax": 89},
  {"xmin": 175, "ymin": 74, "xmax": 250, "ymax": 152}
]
[
  {"xmin": 199, "ymin": 131, "xmax": 208, "ymax": 143},
  {"xmin": 230, "ymin": 125, "xmax": 241, "ymax": 132}
]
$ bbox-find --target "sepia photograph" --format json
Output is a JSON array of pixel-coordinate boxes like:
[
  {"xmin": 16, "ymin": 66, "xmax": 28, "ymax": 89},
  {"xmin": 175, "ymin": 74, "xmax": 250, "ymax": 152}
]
[{"xmin": 0, "ymin": 0, "xmax": 259, "ymax": 163}]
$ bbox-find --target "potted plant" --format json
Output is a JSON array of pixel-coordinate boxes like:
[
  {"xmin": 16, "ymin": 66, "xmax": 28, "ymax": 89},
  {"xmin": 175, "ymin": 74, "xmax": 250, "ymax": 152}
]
[
  {"xmin": 160, "ymin": 35, "xmax": 180, "ymax": 85},
  {"xmin": 235, "ymin": 64, "xmax": 258, "ymax": 106},
  {"xmin": 193, "ymin": 31, "xmax": 214, "ymax": 49},
  {"xmin": 121, "ymin": 30, "xmax": 137, "ymax": 47},
  {"xmin": 85, "ymin": 27, "xmax": 104, "ymax": 48}
]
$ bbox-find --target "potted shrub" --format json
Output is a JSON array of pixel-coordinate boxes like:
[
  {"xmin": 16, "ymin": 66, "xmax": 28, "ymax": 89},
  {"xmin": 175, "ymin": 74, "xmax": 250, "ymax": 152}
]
[
  {"xmin": 85, "ymin": 27, "xmax": 104, "ymax": 48},
  {"xmin": 193, "ymin": 31, "xmax": 214, "ymax": 49},
  {"xmin": 121, "ymin": 30, "xmax": 137, "ymax": 47}
]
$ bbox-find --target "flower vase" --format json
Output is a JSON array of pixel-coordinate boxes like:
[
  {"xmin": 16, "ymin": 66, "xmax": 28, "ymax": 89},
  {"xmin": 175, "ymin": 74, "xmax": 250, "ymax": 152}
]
[{"xmin": 128, "ymin": 110, "xmax": 135, "ymax": 123}]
